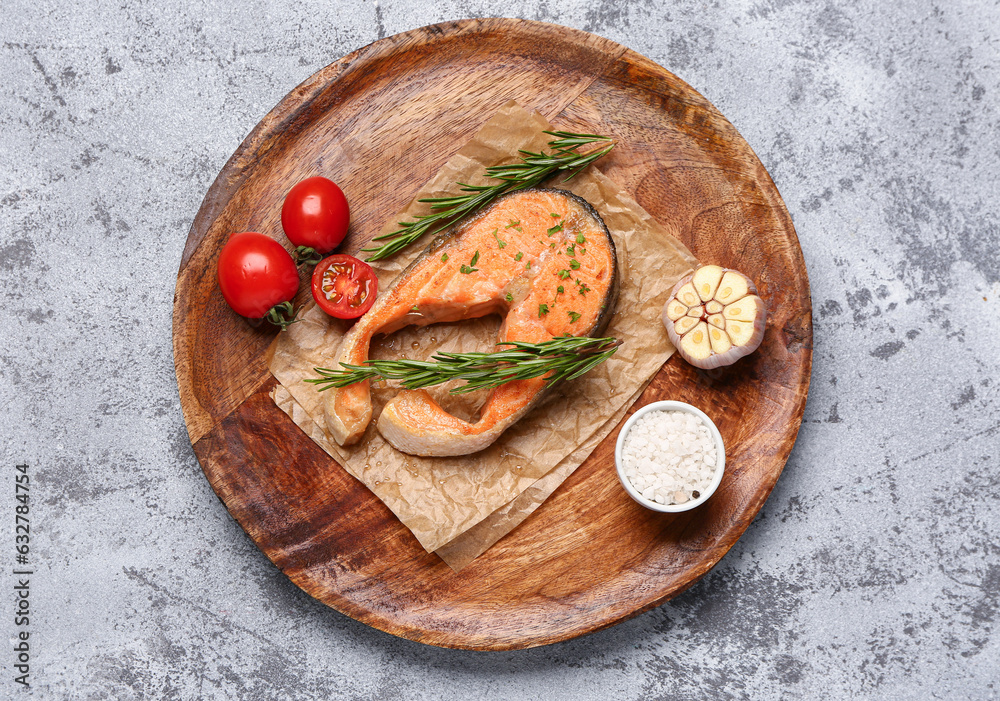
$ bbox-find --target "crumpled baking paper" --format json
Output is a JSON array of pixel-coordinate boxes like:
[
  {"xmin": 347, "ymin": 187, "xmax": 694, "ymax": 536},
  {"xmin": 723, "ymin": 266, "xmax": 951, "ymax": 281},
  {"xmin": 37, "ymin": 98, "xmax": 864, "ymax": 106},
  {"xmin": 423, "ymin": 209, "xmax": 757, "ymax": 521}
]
[{"xmin": 269, "ymin": 101, "xmax": 697, "ymax": 566}]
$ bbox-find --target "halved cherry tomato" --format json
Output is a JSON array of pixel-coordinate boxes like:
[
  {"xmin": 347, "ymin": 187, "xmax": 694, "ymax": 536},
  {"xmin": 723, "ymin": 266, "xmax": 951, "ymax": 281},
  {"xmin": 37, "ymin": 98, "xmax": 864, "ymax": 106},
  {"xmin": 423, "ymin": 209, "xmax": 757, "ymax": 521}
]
[
  {"xmin": 217, "ymin": 232, "xmax": 299, "ymax": 328},
  {"xmin": 311, "ymin": 254, "xmax": 378, "ymax": 319},
  {"xmin": 281, "ymin": 176, "xmax": 350, "ymax": 262}
]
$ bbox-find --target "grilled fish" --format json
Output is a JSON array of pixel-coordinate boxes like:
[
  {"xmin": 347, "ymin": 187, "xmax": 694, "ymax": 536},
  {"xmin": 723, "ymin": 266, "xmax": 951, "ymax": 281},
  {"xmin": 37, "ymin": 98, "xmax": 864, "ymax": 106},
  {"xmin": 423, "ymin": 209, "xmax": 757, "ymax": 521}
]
[{"xmin": 324, "ymin": 188, "xmax": 619, "ymax": 456}]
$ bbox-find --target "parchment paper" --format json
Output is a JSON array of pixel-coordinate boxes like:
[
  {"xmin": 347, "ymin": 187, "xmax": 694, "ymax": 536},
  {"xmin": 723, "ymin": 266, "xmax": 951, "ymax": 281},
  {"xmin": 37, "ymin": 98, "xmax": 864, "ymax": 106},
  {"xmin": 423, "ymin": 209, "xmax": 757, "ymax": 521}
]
[
  {"xmin": 270, "ymin": 101, "xmax": 697, "ymax": 556},
  {"xmin": 271, "ymin": 382, "xmax": 643, "ymax": 570}
]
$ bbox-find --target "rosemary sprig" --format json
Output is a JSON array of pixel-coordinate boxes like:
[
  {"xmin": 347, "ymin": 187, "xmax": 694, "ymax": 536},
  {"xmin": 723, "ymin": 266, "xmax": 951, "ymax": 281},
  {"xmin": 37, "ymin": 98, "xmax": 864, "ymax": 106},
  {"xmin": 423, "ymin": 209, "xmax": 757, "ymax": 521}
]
[
  {"xmin": 362, "ymin": 131, "xmax": 615, "ymax": 261},
  {"xmin": 306, "ymin": 335, "xmax": 621, "ymax": 394}
]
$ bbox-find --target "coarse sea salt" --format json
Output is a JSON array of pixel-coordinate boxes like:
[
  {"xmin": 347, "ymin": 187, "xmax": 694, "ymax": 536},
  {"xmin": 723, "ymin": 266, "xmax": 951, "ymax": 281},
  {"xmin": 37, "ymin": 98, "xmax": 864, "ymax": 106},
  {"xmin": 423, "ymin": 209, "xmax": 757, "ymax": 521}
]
[{"xmin": 620, "ymin": 410, "xmax": 718, "ymax": 506}]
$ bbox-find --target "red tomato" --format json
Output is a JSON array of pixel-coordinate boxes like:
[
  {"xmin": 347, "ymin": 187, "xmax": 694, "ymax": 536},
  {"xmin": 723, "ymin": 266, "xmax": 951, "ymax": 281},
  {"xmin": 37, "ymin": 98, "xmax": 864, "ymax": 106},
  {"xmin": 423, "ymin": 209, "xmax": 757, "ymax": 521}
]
[
  {"xmin": 311, "ymin": 254, "xmax": 378, "ymax": 319},
  {"xmin": 217, "ymin": 232, "xmax": 300, "ymax": 328},
  {"xmin": 281, "ymin": 176, "xmax": 350, "ymax": 258}
]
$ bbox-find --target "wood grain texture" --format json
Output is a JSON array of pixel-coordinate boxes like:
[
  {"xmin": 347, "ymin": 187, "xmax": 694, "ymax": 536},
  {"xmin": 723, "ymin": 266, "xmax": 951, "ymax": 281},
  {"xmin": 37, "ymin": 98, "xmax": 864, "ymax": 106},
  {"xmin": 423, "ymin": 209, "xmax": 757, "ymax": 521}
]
[{"xmin": 172, "ymin": 18, "xmax": 812, "ymax": 650}]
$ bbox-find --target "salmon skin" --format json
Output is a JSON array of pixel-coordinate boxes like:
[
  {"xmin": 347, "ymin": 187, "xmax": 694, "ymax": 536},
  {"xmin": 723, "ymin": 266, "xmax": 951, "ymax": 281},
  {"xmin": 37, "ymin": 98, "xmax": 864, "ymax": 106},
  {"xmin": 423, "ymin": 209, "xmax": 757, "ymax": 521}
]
[{"xmin": 324, "ymin": 188, "xmax": 619, "ymax": 457}]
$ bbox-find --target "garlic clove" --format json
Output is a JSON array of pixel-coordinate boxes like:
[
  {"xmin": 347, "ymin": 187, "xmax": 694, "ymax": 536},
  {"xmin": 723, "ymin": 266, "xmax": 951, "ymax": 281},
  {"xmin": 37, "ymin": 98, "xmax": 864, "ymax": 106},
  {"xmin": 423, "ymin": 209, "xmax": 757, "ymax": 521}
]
[
  {"xmin": 665, "ymin": 299, "xmax": 689, "ymax": 321},
  {"xmin": 674, "ymin": 316, "xmax": 699, "ymax": 335},
  {"xmin": 709, "ymin": 325, "xmax": 732, "ymax": 354},
  {"xmin": 726, "ymin": 319, "xmax": 755, "ymax": 347},
  {"xmin": 705, "ymin": 300, "xmax": 724, "ymax": 314},
  {"xmin": 692, "ymin": 265, "xmax": 724, "ymax": 302},
  {"xmin": 675, "ymin": 282, "xmax": 700, "ymax": 308},
  {"xmin": 715, "ymin": 271, "xmax": 751, "ymax": 305},
  {"xmin": 686, "ymin": 305, "xmax": 705, "ymax": 318},
  {"xmin": 708, "ymin": 313, "xmax": 726, "ymax": 329},
  {"xmin": 723, "ymin": 295, "xmax": 765, "ymax": 322},
  {"xmin": 680, "ymin": 321, "xmax": 712, "ymax": 362}
]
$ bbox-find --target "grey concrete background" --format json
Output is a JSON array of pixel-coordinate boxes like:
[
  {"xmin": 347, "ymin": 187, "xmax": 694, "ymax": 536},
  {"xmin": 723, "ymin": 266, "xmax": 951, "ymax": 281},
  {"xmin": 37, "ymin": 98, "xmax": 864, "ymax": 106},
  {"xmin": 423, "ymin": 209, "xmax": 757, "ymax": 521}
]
[{"xmin": 1, "ymin": 0, "xmax": 997, "ymax": 698}]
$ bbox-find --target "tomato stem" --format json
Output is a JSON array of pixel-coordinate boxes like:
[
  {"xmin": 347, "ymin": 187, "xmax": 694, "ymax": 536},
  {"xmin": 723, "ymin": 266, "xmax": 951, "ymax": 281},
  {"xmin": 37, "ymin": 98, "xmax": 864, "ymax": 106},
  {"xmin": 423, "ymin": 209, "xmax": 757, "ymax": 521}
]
[
  {"xmin": 294, "ymin": 246, "xmax": 323, "ymax": 266},
  {"xmin": 265, "ymin": 301, "xmax": 299, "ymax": 330}
]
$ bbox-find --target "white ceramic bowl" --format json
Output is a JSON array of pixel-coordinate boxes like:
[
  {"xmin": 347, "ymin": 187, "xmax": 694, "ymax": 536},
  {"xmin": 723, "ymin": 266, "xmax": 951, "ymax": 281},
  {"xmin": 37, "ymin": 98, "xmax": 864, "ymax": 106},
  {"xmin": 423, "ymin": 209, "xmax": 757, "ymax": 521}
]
[{"xmin": 614, "ymin": 400, "xmax": 726, "ymax": 513}]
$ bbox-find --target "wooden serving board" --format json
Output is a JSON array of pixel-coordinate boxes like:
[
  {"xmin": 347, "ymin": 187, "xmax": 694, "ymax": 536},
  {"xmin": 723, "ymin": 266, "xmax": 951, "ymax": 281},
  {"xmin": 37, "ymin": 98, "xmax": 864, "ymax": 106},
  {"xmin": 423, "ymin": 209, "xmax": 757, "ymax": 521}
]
[{"xmin": 173, "ymin": 19, "xmax": 812, "ymax": 650}]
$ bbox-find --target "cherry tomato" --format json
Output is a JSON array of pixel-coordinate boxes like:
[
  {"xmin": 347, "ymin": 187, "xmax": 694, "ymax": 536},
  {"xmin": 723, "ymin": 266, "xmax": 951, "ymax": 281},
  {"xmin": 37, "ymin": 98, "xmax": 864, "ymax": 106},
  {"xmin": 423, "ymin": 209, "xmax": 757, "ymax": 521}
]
[
  {"xmin": 311, "ymin": 254, "xmax": 378, "ymax": 319},
  {"xmin": 217, "ymin": 232, "xmax": 300, "ymax": 328},
  {"xmin": 281, "ymin": 176, "xmax": 350, "ymax": 260}
]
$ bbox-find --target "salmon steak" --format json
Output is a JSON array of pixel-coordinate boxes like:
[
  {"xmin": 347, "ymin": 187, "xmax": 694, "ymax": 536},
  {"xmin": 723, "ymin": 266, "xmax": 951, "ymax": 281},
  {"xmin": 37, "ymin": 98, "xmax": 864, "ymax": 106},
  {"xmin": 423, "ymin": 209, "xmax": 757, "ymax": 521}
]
[{"xmin": 324, "ymin": 188, "xmax": 619, "ymax": 457}]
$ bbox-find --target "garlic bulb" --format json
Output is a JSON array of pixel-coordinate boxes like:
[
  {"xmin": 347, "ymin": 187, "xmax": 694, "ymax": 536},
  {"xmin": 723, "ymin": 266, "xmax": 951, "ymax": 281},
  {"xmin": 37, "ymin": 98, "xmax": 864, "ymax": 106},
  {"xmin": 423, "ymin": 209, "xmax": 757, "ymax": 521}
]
[{"xmin": 662, "ymin": 265, "xmax": 766, "ymax": 369}]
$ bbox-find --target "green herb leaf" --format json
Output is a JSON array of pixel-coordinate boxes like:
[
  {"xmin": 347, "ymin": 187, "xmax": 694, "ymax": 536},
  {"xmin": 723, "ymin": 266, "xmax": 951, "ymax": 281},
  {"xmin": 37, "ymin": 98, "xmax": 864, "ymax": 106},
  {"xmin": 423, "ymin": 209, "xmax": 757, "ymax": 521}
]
[
  {"xmin": 568, "ymin": 311, "xmax": 581, "ymax": 323},
  {"xmin": 558, "ymin": 269, "xmax": 572, "ymax": 280},
  {"xmin": 441, "ymin": 253, "xmax": 449, "ymax": 262},
  {"xmin": 491, "ymin": 228, "xmax": 507, "ymax": 249},
  {"xmin": 538, "ymin": 303, "xmax": 550, "ymax": 317},
  {"xmin": 505, "ymin": 293, "xmax": 514, "ymax": 302},
  {"xmin": 514, "ymin": 251, "xmax": 524, "ymax": 261},
  {"xmin": 547, "ymin": 223, "xmax": 563, "ymax": 237},
  {"xmin": 460, "ymin": 249, "xmax": 481, "ymax": 274},
  {"xmin": 576, "ymin": 234, "xmax": 586, "ymax": 244},
  {"xmin": 570, "ymin": 259, "xmax": 581, "ymax": 270}
]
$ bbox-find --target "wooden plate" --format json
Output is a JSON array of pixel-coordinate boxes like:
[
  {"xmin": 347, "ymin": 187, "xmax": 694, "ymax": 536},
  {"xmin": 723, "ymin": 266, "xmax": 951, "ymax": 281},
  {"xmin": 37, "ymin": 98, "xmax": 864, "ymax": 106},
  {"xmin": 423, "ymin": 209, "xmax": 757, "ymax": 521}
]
[{"xmin": 173, "ymin": 18, "xmax": 812, "ymax": 650}]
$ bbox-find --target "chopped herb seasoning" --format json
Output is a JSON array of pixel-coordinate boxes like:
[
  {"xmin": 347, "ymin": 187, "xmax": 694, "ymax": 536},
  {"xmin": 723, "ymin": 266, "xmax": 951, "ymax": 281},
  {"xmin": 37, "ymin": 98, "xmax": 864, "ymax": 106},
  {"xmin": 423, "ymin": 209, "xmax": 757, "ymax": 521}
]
[
  {"xmin": 505, "ymin": 293, "xmax": 514, "ymax": 302},
  {"xmin": 558, "ymin": 269, "xmax": 572, "ymax": 280},
  {"xmin": 525, "ymin": 261, "xmax": 531, "ymax": 270},
  {"xmin": 568, "ymin": 311, "xmax": 581, "ymax": 323},
  {"xmin": 550, "ymin": 212, "xmax": 561, "ymax": 218},
  {"xmin": 505, "ymin": 219, "xmax": 521, "ymax": 230},
  {"xmin": 460, "ymin": 250, "xmax": 481, "ymax": 274},
  {"xmin": 411, "ymin": 305, "xmax": 419, "ymax": 312},
  {"xmin": 514, "ymin": 252, "xmax": 524, "ymax": 261},
  {"xmin": 441, "ymin": 253, "xmax": 449, "ymax": 262},
  {"xmin": 538, "ymin": 303, "xmax": 550, "ymax": 317},
  {"xmin": 547, "ymin": 223, "xmax": 563, "ymax": 236},
  {"xmin": 566, "ymin": 244, "xmax": 576, "ymax": 256},
  {"xmin": 576, "ymin": 234, "xmax": 586, "ymax": 244},
  {"xmin": 491, "ymin": 228, "xmax": 507, "ymax": 249},
  {"xmin": 570, "ymin": 259, "xmax": 581, "ymax": 270}
]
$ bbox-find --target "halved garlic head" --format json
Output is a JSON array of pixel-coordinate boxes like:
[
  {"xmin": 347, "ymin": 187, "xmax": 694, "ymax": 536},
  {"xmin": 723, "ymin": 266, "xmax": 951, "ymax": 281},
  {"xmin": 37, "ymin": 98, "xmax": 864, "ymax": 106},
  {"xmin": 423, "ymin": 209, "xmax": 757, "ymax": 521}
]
[{"xmin": 661, "ymin": 265, "xmax": 767, "ymax": 369}]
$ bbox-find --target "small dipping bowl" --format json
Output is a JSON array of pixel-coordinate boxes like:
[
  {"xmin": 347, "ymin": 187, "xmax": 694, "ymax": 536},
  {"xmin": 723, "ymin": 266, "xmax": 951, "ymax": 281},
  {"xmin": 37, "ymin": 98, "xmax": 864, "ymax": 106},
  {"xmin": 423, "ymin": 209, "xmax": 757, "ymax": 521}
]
[{"xmin": 614, "ymin": 400, "xmax": 726, "ymax": 513}]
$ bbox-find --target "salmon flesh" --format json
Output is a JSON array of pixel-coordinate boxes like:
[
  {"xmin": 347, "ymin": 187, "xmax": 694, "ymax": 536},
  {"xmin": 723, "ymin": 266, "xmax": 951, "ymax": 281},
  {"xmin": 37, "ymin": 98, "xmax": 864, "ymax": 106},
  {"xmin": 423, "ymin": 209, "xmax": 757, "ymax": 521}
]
[{"xmin": 324, "ymin": 188, "xmax": 619, "ymax": 456}]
